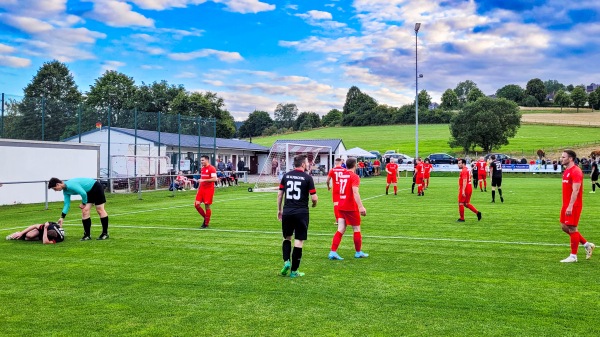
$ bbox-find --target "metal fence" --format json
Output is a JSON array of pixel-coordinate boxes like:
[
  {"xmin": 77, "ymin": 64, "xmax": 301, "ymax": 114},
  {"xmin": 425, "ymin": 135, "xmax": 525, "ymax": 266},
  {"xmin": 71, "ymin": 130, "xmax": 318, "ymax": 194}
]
[{"xmin": 0, "ymin": 93, "xmax": 217, "ymax": 172}]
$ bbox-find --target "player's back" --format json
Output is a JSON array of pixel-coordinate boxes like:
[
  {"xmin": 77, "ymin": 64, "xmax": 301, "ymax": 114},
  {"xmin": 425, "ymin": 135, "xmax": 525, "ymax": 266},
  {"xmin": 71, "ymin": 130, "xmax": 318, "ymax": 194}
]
[
  {"xmin": 492, "ymin": 160, "xmax": 503, "ymax": 177},
  {"xmin": 280, "ymin": 169, "xmax": 316, "ymax": 214},
  {"xmin": 338, "ymin": 169, "xmax": 360, "ymax": 211}
]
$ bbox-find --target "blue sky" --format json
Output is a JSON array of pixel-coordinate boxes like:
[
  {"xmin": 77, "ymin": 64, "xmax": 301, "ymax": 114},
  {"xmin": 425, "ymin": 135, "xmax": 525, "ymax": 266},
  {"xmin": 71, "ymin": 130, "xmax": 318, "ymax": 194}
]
[{"xmin": 1, "ymin": 0, "xmax": 599, "ymax": 120}]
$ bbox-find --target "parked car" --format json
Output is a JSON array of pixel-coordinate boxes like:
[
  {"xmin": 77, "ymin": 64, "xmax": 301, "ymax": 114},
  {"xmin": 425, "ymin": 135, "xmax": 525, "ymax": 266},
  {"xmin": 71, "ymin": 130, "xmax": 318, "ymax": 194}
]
[
  {"xmin": 369, "ymin": 150, "xmax": 382, "ymax": 159},
  {"xmin": 426, "ymin": 153, "xmax": 458, "ymax": 164},
  {"xmin": 99, "ymin": 168, "xmax": 129, "ymax": 190},
  {"xmin": 384, "ymin": 150, "xmax": 396, "ymax": 155},
  {"xmin": 484, "ymin": 153, "xmax": 513, "ymax": 163},
  {"xmin": 388, "ymin": 153, "xmax": 414, "ymax": 164}
]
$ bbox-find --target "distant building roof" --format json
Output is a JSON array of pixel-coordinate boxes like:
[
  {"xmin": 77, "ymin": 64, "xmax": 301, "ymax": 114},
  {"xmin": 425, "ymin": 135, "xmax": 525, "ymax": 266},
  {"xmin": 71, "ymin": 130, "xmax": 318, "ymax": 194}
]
[
  {"xmin": 272, "ymin": 139, "xmax": 344, "ymax": 153},
  {"xmin": 63, "ymin": 127, "xmax": 270, "ymax": 152}
]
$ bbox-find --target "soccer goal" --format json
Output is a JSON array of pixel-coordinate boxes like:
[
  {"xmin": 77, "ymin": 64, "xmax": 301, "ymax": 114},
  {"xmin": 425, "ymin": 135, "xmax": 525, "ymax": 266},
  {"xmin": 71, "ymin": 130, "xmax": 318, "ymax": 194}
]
[
  {"xmin": 251, "ymin": 142, "xmax": 332, "ymax": 192},
  {"xmin": 109, "ymin": 154, "xmax": 170, "ymax": 192}
]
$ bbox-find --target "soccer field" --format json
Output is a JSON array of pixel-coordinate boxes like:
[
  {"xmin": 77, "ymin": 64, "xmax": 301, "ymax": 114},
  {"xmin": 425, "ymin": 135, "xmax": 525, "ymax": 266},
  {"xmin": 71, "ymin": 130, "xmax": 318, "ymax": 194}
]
[{"xmin": 1, "ymin": 175, "xmax": 599, "ymax": 336}]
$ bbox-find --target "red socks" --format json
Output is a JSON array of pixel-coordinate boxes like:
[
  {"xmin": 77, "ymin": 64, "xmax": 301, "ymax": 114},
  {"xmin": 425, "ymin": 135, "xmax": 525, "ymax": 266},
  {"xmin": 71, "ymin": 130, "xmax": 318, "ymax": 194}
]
[
  {"xmin": 331, "ymin": 231, "xmax": 343, "ymax": 251},
  {"xmin": 459, "ymin": 205, "xmax": 465, "ymax": 219},
  {"xmin": 466, "ymin": 204, "xmax": 478, "ymax": 214},
  {"xmin": 569, "ymin": 232, "xmax": 580, "ymax": 254},
  {"xmin": 394, "ymin": 186, "xmax": 397, "ymax": 194},
  {"xmin": 205, "ymin": 209, "xmax": 212, "ymax": 225},
  {"xmin": 353, "ymin": 231, "xmax": 362, "ymax": 252},
  {"xmin": 195, "ymin": 204, "xmax": 206, "ymax": 217}
]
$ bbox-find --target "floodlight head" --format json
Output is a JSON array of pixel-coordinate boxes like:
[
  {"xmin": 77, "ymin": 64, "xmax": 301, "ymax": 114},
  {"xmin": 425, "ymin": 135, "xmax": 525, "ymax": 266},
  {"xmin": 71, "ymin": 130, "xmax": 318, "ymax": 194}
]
[
  {"xmin": 415, "ymin": 23, "xmax": 421, "ymax": 33},
  {"xmin": 419, "ymin": 74, "xmax": 423, "ymax": 78}
]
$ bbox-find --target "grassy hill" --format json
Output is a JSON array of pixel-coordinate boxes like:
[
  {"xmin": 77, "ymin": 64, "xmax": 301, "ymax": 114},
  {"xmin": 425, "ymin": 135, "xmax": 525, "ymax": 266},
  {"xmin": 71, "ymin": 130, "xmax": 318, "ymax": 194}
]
[{"xmin": 249, "ymin": 124, "xmax": 600, "ymax": 158}]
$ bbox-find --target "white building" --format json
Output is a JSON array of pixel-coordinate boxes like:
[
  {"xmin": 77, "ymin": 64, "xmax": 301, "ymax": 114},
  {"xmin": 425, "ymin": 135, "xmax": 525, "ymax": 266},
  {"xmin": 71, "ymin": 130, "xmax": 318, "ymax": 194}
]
[{"xmin": 62, "ymin": 127, "xmax": 270, "ymax": 176}]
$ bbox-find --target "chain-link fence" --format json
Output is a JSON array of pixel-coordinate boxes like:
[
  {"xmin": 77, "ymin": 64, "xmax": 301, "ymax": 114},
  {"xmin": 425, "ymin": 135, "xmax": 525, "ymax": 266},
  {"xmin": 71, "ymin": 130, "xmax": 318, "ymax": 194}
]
[{"xmin": 0, "ymin": 93, "xmax": 217, "ymax": 176}]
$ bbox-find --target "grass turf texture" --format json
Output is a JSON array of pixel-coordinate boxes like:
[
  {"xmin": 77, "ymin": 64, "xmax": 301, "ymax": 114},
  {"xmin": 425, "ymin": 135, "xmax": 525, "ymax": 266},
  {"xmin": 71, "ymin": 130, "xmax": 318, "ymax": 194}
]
[
  {"xmin": 250, "ymin": 124, "xmax": 600, "ymax": 157},
  {"xmin": 1, "ymin": 177, "xmax": 599, "ymax": 336}
]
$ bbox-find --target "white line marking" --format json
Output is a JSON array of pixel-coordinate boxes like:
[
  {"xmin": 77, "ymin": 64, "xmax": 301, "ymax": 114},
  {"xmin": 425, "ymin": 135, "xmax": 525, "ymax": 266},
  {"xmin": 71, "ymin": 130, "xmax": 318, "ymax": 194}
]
[{"xmin": 21, "ymin": 223, "xmax": 566, "ymax": 247}]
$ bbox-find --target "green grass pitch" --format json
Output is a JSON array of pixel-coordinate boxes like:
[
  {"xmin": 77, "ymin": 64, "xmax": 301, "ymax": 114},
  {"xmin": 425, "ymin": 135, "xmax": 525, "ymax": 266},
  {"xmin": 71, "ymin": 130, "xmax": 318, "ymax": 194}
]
[{"xmin": 1, "ymin": 175, "xmax": 599, "ymax": 336}]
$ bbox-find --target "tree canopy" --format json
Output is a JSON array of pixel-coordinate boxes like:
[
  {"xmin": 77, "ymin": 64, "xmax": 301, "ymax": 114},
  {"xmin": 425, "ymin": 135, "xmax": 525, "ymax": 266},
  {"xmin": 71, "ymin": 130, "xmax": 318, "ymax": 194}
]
[
  {"xmin": 553, "ymin": 90, "xmax": 572, "ymax": 112},
  {"xmin": 570, "ymin": 86, "xmax": 587, "ymax": 112},
  {"xmin": 525, "ymin": 78, "xmax": 547, "ymax": 104},
  {"xmin": 440, "ymin": 89, "xmax": 459, "ymax": 110},
  {"xmin": 238, "ymin": 110, "xmax": 273, "ymax": 138},
  {"xmin": 496, "ymin": 84, "xmax": 525, "ymax": 104},
  {"xmin": 454, "ymin": 80, "xmax": 479, "ymax": 106},
  {"xmin": 321, "ymin": 109, "xmax": 342, "ymax": 126},
  {"xmin": 449, "ymin": 97, "xmax": 521, "ymax": 153},
  {"xmin": 274, "ymin": 103, "xmax": 298, "ymax": 129}
]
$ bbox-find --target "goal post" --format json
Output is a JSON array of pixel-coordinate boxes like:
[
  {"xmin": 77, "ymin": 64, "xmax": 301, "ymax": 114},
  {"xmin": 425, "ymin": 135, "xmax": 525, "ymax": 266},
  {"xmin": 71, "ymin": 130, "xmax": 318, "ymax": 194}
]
[
  {"xmin": 251, "ymin": 142, "xmax": 332, "ymax": 192},
  {"xmin": 110, "ymin": 154, "xmax": 170, "ymax": 192}
]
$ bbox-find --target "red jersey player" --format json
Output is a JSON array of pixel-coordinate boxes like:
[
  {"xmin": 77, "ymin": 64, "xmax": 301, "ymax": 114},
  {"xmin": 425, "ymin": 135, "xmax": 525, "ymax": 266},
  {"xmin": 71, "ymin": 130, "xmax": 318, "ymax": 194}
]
[
  {"xmin": 415, "ymin": 157, "xmax": 425, "ymax": 196},
  {"xmin": 326, "ymin": 158, "xmax": 346, "ymax": 224},
  {"xmin": 328, "ymin": 158, "xmax": 368, "ymax": 260},
  {"xmin": 559, "ymin": 150, "xmax": 595, "ymax": 262},
  {"xmin": 423, "ymin": 158, "xmax": 432, "ymax": 189},
  {"xmin": 476, "ymin": 156, "xmax": 487, "ymax": 192},
  {"xmin": 457, "ymin": 158, "xmax": 481, "ymax": 222},
  {"xmin": 195, "ymin": 155, "xmax": 218, "ymax": 228},
  {"xmin": 385, "ymin": 158, "xmax": 399, "ymax": 195}
]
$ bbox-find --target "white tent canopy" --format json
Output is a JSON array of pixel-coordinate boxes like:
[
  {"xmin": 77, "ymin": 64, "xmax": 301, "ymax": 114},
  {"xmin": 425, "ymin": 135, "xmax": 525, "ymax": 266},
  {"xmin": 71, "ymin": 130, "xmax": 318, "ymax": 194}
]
[{"xmin": 342, "ymin": 147, "xmax": 376, "ymax": 158}]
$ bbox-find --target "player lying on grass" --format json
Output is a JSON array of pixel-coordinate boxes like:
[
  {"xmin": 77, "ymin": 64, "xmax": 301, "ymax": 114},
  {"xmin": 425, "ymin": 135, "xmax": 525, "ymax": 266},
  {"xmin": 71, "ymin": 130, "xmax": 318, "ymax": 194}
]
[{"xmin": 5, "ymin": 222, "xmax": 65, "ymax": 244}]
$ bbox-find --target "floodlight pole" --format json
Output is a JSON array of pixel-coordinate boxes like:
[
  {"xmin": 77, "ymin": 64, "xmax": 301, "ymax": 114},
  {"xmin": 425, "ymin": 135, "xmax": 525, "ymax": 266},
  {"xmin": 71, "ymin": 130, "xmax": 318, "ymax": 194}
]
[{"xmin": 414, "ymin": 23, "xmax": 421, "ymax": 159}]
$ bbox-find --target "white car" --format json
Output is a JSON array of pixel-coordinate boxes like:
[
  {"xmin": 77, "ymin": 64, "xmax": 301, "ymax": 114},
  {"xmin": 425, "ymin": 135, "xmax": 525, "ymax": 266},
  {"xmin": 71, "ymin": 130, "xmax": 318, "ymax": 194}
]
[{"xmin": 385, "ymin": 153, "xmax": 414, "ymax": 164}]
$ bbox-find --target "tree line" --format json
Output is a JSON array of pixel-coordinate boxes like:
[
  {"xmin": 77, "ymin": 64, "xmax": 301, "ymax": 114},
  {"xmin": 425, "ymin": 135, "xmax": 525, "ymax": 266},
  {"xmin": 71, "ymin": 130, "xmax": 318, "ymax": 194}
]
[{"xmin": 1, "ymin": 60, "xmax": 236, "ymax": 142}]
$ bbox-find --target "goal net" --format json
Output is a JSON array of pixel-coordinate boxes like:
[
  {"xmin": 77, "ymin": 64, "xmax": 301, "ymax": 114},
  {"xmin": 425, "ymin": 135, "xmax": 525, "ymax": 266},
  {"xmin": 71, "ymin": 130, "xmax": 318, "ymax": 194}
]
[
  {"xmin": 110, "ymin": 154, "xmax": 170, "ymax": 192},
  {"xmin": 251, "ymin": 142, "xmax": 332, "ymax": 192}
]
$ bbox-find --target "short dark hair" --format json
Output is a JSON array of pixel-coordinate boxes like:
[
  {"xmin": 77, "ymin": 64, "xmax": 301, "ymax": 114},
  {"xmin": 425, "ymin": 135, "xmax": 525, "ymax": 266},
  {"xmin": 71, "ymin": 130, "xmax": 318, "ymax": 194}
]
[
  {"xmin": 491, "ymin": 155, "xmax": 496, "ymax": 160},
  {"xmin": 335, "ymin": 158, "xmax": 343, "ymax": 162},
  {"xmin": 201, "ymin": 155, "xmax": 210, "ymax": 161},
  {"xmin": 458, "ymin": 158, "xmax": 467, "ymax": 165},
  {"xmin": 564, "ymin": 149, "xmax": 577, "ymax": 160},
  {"xmin": 346, "ymin": 157, "xmax": 357, "ymax": 169},
  {"xmin": 294, "ymin": 155, "xmax": 307, "ymax": 168},
  {"xmin": 48, "ymin": 177, "xmax": 62, "ymax": 189}
]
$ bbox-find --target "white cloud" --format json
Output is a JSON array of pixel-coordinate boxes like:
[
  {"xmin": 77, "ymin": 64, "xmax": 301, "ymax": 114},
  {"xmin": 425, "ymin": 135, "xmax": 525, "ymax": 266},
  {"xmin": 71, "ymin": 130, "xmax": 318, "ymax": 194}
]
[
  {"xmin": 101, "ymin": 60, "xmax": 126, "ymax": 73},
  {"xmin": 131, "ymin": 0, "xmax": 207, "ymax": 10},
  {"xmin": 296, "ymin": 10, "xmax": 333, "ymax": 21},
  {"xmin": 175, "ymin": 71, "xmax": 198, "ymax": 78},
  {"xmin": 155, "ymin": 28, "xmax": 204, "ymax": 39},
  {"xmin": 86, "ymin": 0, "xmax": 154, "ymax": 27},
  {"xmin": 0, "ymin": 43, "xmax": 16, "ymax": 54},
  {"xmin": 130, "ymin": 0, "xmax": 275, "ymax": 13},
  {"xmin": 141, "ymin": 64, "xmax": 164, "ymax": 70},
  {"xmin": 0, "ymin": 55, "xmax": 31, "ymax": 68},
  {"xmin": 169, "ymin": 49, "xmax": 244, "ymax": 62},
  {"xmin": 285, "ymin": 4, "xmax": 298, "ymax": 10},
  {"xmin": 0, "ymin": 14, "xmax": 54, "ymax": 33},
  {"xmin": 214, "ymin": 0, "xmax": 276, "ymax": 14},
  {"xmin": 203, "ymin": 79, "xmax": 225, "ymax": 86}
]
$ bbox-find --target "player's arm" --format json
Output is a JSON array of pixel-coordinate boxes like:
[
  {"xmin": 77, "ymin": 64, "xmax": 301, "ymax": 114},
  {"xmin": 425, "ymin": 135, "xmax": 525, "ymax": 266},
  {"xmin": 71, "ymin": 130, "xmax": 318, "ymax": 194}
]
[
  {"xmin": 42, "ymin": 222, "xmax": 55, "ymax": 244},
  {"xmin": 462, "ymin": 177, "xmax": 467, "ymax": 195},
  {"xmin": 326, "ymin": 174, "xmax": 332, "ymax": 191},
  {"xmin": 352, "ymin": 185, "xmax": 366, "ymax": 216},
  {"xmin": 567, "ymin": 182, "xmax": 581, "ymax": 213},
  {"xmin": 309, "ymin": 178, "xmax": 317, "ymax": 207},
  {"xmin": 10, "ymin": 224, "xmax": 39, "ymax": 239},
  {"xmin": 385, "ymin": 165, "xmax": 391, "ymax": 175},
  {"xmin": 277, "ymin": 190, "xmax": 284, "ymax": 220},
  {"xmin": 59, "ymin": 192, "xmax": 72, "ymax": 225}
]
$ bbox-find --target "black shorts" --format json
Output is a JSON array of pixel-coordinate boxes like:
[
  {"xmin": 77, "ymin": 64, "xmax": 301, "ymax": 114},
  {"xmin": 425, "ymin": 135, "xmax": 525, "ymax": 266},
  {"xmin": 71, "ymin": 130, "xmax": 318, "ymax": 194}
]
[
  {"xmin": 492, "ymin": 177, "xmax": 502, "ymax": 187},
  {"xmin": 281, "ymin": 212, "xmax": 309, "ymax": 241},
  {"xmin": 87, "ymin": 181, "xmax": 107, "ymax": 205},
  {"xmin": 592, "ymin": 174, "xmax": 599, "ymax": 181}
]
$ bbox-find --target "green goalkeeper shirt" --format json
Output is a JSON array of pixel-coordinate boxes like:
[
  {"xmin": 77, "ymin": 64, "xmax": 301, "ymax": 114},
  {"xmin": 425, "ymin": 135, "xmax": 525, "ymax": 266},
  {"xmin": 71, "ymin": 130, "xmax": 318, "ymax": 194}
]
[{"xmin": 62, "ymin": 178, "xmax": 96, "ymax": 215}]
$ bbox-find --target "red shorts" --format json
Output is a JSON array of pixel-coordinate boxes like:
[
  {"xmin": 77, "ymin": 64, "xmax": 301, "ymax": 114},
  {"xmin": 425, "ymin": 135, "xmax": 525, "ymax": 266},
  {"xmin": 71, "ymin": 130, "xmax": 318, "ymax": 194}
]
[
  {"xmin": 338, "ymin": 210, "xmax": 361, "ymax": 226},
  {"xmin": 458, "ymin": 190, "xmax": 472, "ymax": 203},
  {"xmin": 387, "ymin": 175, "xmax": 397, "ymax": 184},
  {"xmin": 424, "ymin": 174, "xmax": 430, "ymax": 179},
  {"xmin": 416, "ymin": 176, "xmax": 424, "ymax": 185},
  {"xmin": 560, "ymin": 205, "xmax": 582, "ymax": 226},
  {"xmin": 195, "ymin": 188, "xmax": 214, "ymax": 205},
  {"xmin": 478, "ymin": 172, "xmax": 487, "ymax": 180}
]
